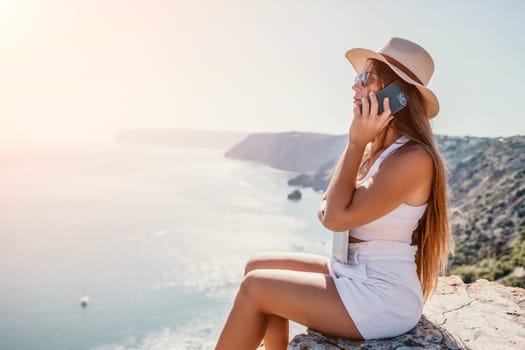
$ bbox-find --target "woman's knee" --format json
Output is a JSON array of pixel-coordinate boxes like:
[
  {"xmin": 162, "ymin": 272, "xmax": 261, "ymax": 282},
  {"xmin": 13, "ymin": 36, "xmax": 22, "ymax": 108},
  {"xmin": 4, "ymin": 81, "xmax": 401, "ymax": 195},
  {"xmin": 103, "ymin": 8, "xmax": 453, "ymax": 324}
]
[{"xmin": 238, "ymin": 270, "xmax": 265, "ymax": 304}]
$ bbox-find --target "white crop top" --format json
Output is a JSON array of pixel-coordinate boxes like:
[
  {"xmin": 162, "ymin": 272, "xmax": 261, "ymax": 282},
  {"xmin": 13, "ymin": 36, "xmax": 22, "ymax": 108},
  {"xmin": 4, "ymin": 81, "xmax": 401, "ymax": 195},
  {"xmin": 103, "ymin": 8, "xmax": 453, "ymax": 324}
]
[{"xmin": 349, "ymin": 136, "xmax": 428, "ymax": 244}]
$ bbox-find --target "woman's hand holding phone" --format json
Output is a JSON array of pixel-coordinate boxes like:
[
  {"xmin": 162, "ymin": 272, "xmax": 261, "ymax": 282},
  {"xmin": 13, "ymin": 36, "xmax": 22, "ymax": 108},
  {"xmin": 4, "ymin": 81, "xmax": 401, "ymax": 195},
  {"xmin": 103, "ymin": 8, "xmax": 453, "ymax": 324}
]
[{"xmin": 349, "ymin": 91, "xmax": 394, "ymax": 148}]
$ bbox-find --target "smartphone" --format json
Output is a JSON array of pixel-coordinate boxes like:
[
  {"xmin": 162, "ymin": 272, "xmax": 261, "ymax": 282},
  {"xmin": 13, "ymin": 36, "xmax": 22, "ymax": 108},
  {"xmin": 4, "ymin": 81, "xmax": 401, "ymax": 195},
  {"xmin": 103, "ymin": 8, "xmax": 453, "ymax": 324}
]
[
  {"xmin": 332, "ymin": 231, "xmax": 349, "ymax": 263},
  {"xmin": 362, "ymin": 82, "xmax": 408, "ymax": 115}
]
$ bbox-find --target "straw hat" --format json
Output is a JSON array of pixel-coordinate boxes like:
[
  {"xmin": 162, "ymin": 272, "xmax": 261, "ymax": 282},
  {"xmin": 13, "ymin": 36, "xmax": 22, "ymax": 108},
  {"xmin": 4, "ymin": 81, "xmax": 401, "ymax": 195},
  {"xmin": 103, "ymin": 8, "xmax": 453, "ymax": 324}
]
[{"xmin": 345, "ymin": 37, "xmax": 439, "ymax": 118}]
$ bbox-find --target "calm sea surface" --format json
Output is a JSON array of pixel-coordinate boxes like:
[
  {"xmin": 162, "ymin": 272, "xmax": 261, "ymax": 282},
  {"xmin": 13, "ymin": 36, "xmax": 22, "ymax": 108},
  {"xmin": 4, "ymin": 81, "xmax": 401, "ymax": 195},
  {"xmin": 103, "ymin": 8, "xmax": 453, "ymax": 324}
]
[{"xmin": 0, "ymin": 144, "xmax": 330, "ymax": 349}]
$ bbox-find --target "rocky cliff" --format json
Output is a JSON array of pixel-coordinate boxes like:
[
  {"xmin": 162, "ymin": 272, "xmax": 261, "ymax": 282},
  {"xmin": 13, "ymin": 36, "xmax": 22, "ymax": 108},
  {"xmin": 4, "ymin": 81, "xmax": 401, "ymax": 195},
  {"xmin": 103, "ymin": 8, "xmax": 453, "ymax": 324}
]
[
  {"xmin": 288, "ymin": 276, "xmax": 525, "ymax": 350},
  {"xmin": 445, "ymin": 136, "xmax": 525, "ymax": 288},
  {"xmin": 224, "ymin": 132, "xmax": 348, "ymax": 173}
]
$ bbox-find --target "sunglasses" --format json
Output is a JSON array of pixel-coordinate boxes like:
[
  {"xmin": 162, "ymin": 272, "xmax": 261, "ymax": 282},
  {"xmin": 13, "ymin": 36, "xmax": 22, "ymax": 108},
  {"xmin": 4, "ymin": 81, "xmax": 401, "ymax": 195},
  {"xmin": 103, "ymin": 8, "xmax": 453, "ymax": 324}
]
[{"xmin": 354, "ymin": 70, "xmax": 376, "ymax": 87}]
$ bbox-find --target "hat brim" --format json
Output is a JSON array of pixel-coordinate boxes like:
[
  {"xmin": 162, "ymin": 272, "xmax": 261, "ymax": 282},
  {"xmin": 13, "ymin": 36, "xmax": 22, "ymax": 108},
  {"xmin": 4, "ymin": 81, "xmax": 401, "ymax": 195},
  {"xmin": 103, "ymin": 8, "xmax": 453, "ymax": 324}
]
[{"xmin": 345, "ymin": 48, "xmax": 439, "ymax": 119}]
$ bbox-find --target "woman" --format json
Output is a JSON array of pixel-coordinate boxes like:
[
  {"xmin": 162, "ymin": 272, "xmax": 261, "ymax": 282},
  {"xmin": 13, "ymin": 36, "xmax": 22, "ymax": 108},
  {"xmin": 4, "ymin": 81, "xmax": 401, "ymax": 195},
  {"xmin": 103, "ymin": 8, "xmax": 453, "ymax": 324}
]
[{"xmin": 216, "ymin": 37, "xmax": 452, "ymax": 350}]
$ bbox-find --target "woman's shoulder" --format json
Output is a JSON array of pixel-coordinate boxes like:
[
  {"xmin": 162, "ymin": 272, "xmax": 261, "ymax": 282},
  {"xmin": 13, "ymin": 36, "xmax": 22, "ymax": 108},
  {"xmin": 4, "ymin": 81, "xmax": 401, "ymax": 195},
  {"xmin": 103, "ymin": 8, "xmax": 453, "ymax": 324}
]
[
  {"xmin": 396, "ymin": 142, "xmax": 432, "ymax": 159},
  {"xmin": 381, "ymin": 142, "xmax": 433, "ymax": 179}
]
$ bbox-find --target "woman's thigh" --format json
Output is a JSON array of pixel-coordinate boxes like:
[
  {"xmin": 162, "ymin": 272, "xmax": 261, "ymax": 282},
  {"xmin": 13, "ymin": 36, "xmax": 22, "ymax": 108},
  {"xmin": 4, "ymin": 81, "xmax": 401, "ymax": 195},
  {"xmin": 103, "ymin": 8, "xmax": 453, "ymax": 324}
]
[
  {"xmin": 244, "ymin": 252, "xmax": 329, "ymax": 275},
  {"xmin": 242, "ymin": 269, "xmax": 362, "ymax": 339}
]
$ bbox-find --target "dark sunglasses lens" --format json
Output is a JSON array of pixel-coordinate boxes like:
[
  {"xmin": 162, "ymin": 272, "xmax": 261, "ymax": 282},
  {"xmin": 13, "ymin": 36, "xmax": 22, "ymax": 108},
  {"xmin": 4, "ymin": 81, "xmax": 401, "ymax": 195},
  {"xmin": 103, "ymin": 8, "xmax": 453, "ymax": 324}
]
[
  {"xmin": 354, "ymin": 72, "xmax": 369, "ymax": 86},
  {"xmin": 361, "ymin": 71, "xmax": 369, "ymax": 86},
  {"xmin": 354, "ymin": 74, "xmax": 363, "ymax": 86}
]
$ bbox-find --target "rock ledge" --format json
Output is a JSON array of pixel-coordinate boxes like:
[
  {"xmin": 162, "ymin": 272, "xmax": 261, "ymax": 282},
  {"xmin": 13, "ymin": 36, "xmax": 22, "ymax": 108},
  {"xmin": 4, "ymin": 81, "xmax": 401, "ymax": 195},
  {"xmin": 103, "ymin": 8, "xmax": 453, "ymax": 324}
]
[{"xmin": 288, "ymin": 276, "xmax": 525, "ymax": 350}]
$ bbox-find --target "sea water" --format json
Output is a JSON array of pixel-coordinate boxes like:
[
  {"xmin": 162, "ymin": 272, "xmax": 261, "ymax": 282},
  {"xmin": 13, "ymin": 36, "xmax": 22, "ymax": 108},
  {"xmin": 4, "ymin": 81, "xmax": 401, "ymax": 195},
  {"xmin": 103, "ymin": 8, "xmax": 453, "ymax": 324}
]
[{"xmin": 0, "ymin": 144, "xmax": 330, "ymax": 349}]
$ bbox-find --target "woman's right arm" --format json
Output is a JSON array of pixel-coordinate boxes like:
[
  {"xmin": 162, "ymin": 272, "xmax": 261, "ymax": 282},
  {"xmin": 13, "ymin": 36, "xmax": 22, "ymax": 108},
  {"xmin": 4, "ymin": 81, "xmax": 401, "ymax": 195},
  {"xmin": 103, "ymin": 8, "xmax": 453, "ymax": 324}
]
[{"xmin": 316, "ymin": 147, "xmax": 348, "ymax": 222}]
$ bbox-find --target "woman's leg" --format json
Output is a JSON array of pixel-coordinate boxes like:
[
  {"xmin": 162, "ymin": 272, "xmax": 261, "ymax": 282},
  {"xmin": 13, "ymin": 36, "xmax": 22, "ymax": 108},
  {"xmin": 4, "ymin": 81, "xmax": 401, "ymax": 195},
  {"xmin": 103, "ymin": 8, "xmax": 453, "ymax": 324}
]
[
  {"xmin": 216, "ymin": 269, "xmax": 363, "ymax": 350},
  {"xmin": 243, "ymin": 252, "xmax": 329, "ymax": 350},
  {"xmin": 262, "ymin": 315, "xmax": 288, "ymax": 350},
  {"xmin": 244, "ymin": 252, "xmax": 329, "ymax": 275}
]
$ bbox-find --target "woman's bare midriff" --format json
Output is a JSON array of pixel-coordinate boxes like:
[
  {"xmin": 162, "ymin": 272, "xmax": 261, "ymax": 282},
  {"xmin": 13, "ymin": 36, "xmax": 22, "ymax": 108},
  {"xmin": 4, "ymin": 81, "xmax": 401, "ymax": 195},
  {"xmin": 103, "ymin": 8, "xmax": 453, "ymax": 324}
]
[{"xmin": 349, "ymin": 234, "xmax": 368, "ymax": 243}]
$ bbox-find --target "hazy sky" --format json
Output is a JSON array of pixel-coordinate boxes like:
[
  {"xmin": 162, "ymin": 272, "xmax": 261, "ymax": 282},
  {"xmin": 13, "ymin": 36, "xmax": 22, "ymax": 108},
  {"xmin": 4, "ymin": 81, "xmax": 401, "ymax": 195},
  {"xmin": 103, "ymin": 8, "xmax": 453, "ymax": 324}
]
[{"xmin": 1, "ymin": 0, "xmax": 524, "ymax": 147}]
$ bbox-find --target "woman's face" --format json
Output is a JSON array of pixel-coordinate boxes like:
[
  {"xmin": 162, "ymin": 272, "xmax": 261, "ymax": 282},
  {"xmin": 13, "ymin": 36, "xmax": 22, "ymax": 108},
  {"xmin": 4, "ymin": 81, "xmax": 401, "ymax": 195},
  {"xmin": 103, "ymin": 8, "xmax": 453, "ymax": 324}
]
[{"xmin": 352, "ymin": 61, "xmax": 383, "ymax": 108}]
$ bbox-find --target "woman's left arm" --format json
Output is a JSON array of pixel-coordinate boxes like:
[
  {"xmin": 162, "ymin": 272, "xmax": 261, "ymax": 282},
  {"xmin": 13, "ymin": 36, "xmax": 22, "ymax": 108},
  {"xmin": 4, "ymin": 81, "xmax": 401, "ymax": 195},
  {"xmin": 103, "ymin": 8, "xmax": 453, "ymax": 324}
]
[
  {"xmin": 317, "ymin": 142, "xmax": 363, "ymax": 223},
  {"xmin": 321, "ymin": 143, "xmax": 366, "ymax": 230},
  {"xmin": 321, "ymin": 146, "xmax": 433, "ymax": 232},
  {"xmin": 321, "ymin": 92, "xmax": 393, "ymax": 230}
]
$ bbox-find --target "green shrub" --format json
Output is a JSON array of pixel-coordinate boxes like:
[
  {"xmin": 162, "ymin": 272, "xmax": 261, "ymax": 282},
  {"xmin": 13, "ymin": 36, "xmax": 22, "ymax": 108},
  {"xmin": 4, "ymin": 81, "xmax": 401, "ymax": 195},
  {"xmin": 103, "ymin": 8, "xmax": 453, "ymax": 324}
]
[
  {"xmin": 451, "ymin": 265, "xmax": 478, "ymax": 284},
  {"xmin": 499, "ymin": 275, "xmax": 525, "ymax": 289}
]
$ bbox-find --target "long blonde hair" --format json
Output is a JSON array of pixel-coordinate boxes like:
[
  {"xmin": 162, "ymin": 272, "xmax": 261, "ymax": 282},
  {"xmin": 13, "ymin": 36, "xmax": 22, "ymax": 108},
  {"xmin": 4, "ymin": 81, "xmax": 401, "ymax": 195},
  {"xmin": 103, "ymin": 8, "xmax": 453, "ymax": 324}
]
[{"xmin": 367, "ymin": 59, "xmax": 453, "ymax": 301}]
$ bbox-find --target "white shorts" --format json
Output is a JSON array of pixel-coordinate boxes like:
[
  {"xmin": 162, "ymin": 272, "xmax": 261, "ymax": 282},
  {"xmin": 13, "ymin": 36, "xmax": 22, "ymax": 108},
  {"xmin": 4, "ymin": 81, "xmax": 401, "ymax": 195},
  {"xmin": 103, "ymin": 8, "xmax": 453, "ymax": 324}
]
[{"xmin": 327, "ymin": 240, "xmax": 424, "ymax": 340}]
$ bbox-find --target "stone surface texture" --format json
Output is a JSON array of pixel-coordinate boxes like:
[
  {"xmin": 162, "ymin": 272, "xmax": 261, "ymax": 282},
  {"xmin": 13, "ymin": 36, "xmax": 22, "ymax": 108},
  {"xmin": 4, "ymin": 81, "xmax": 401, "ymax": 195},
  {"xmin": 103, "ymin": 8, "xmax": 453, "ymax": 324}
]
[{"xmin": 288, "ymin": 276, "xmax": 525, "ymax": 350}]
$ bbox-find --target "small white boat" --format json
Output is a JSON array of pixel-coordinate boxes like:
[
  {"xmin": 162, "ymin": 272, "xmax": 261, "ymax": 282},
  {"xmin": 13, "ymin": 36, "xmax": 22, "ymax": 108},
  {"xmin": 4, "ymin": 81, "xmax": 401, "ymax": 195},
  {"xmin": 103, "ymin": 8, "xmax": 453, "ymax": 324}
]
[{"xmin": 80, "ymin": 295, "xmax": 89, "ymax": 308}]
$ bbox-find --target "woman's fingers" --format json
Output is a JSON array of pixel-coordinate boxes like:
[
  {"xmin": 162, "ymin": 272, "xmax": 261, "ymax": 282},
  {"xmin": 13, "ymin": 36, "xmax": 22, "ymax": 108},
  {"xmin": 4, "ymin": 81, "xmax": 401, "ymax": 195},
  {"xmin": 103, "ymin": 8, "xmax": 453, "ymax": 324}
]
[
  {"xmin": 360, "ymin": 96, "xmax": 369, "ymax": 117},
  {"xmin": 360, "ymin": 93, "xmax": 389, "ymax": 119},
  {"xmin": 377, "ymin": 97, "xmax": 393, "ymax": 131},
  {"xmin": 380, "ymin": 97, "xmax": 392, "ymax": 118},
  {"xmin": 353, "ymin": 102, "xmax": 362, "ymax": 119},
  {"xmin": 349, "ymin": 92, "xmax": 394, "ymax": 146},
  {"xmin": 368, "ymin": 91, "xmax": 379, "ymax": 116}
]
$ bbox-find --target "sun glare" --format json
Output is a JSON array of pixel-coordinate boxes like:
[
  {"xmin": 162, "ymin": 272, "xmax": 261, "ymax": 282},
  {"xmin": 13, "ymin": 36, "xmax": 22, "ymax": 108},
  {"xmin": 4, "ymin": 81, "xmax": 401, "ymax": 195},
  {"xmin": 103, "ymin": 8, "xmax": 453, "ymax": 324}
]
[
  {"xmin": 0, "ymin": 0, "xmax": 23, "ymax": 44},
  {"xmin": 0, "ymin": 0, "xmax": 17, "ymax": 21}
]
